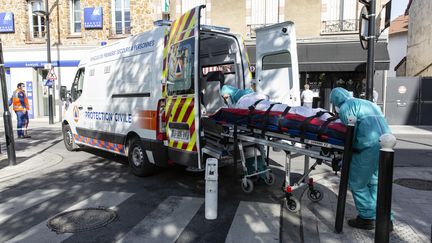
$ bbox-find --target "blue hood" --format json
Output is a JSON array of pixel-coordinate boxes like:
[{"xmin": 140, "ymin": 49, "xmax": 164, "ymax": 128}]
[
  {"xmin": 220, "ymin": 85, "xmax": 253, "ymax": 104},
  {"xmin": 330, "ymin": 87, "xmax": 353, "ymax": 107}
]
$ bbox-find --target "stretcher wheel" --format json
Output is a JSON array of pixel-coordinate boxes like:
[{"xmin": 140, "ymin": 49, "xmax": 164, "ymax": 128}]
[
  {"xmin": 241, "ymin": 179, "xmax": 254, "ymax": 193},
  {"xmin": 307, "ymin": 188, "xmax": 323, "ymax": 202},
  {"xmin": 264, "ymin": 173, "xmax": 275, "ymax": 186},
  {"xmin": 285, "ymin": 197, "xmax": 300, "ymax": 213}
]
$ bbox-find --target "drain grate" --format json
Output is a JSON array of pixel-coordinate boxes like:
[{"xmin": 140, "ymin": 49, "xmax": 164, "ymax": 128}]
[
  {"xmin": 393, "ymin": 178, "xmax": 432, "ymax": 191},
  {"xmin": 47, "ymin": 207, "xmax": 117, "ymax": 234}
]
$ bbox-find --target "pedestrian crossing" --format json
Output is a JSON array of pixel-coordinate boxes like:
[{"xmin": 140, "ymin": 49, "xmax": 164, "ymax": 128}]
[{"xmin": 0, "ymin": 190, "xmax": 284, "ymax": 243}]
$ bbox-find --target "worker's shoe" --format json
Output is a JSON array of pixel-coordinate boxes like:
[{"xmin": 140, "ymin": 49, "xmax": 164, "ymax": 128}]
[
  {"xmin": 348, "ymin": 216, "xmax": 375, "ymax": 230},
  {"xmin": 22, "ymin": 135, "xmax": 31, "ymax": 138}
]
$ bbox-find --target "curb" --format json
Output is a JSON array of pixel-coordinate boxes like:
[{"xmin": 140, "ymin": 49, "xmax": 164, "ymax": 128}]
[{"xmin": 0, "ymin": 152, "xmax": 63, "ymax": 183}]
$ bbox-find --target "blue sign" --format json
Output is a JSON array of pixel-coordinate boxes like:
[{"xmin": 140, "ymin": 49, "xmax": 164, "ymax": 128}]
[
  {"xmin": 4, "ymin": 60, "xmax": 80, "ymax": 68},
  {"xmin": 44, "ymin": 79, "xmax": 53, "ymax": 87},
  {"xmin": 26, "ymin": 81, "xmax": 34, "ymax": 119},
  {"xmin": 0, "ymin": 12, "xmax": 14, "ymax": 33},
  {"xmin": 84, "ymin": 7, "xmax": 103, "ymax": 29}
]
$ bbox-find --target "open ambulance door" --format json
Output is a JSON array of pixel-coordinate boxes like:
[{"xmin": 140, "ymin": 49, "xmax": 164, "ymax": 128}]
[
  {"xmin": 164, "ymin": 5, "xmax": 205, "ymax": 169},
  {"xmin": 255, "ymin": 22, "xmax": 301, "ymax": 106}
]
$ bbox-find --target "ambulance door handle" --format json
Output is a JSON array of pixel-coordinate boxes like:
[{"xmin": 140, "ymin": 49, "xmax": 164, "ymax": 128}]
[
  {"xmin": 87, "ymin": 106, "xmax": 93, "ymax": 110},
  {"xmin": 78, "ymin": 105, "xmax": 83, "ymax": 110}
]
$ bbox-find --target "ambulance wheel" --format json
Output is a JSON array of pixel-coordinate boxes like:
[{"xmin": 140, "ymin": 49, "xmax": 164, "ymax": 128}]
[
  {"xmin": 285, "ymin": 197, "xmax": 300, "ymax": 213},
  {"xmin": 307, "ymin": 188, "xmax": 323, "ymax": 202},
  {"xmin": 264, "ymin": 173, "xmax": 275, "ymax": 185},
  {"xmin": 241, "ymin": 179, "xmax": 254, "ymax": 193},
  {"xmin": 62, "ymin": 124, "xmax": 78, "ymax": 151},
  {"xmin": 128, "ymin": 138, "xmax": 157, "ymax": 177}
]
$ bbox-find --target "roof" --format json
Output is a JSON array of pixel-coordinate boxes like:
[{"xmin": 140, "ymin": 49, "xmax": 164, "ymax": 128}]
[{"xmin": 389, "ymin": 15, "xmax": 409, "ymax": 35}]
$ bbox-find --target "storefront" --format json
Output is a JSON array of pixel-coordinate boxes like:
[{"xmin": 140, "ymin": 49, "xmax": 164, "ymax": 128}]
[
  {"xmin": 247, "ymin": 40, "xmax": 390, "ymax": 110},
  {"xmin": 2, "ymin": 46, "xmax": 94, "ymax": 119}
]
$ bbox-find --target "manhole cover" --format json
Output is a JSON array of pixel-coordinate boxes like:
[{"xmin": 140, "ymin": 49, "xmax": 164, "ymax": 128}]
[
  {"xmin": 394, "ymin": 178, "xmax": 432, "ymax": 191},
  {"xmin": 47, "ymin": 208, "xmax": 117, "ymax": 234}
]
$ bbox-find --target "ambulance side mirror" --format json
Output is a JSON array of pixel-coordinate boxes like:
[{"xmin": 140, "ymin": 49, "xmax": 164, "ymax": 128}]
[{"xmin": 60, "ymin": 86, "xmax": 68, "ymax": 101}]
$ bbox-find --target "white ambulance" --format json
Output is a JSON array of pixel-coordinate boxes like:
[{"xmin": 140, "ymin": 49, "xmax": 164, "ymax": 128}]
[{"xmin": 60, "ymin": 5, "xmax": 300, "ymax": 176}]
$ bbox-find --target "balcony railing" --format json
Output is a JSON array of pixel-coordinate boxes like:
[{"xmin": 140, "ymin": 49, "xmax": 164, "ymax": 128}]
[
  {"xmin": 246, "ymin": 23, "xmax": 277, "ymax": 38},
  {"xmin": 321, "ymin": 19, "xmax": 358, "ymax": 34}
]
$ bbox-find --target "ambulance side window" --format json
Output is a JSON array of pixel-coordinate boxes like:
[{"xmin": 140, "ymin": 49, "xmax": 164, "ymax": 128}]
[
  {"xmin": 166, "ymin": 38, "xmax": 195, "ymax": 95},
  {"xmin": 71, "ymin": 68, "xmax": 85, "ymax": 101}
]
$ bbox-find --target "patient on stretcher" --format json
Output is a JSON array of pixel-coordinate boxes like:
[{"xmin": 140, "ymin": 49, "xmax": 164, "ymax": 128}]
[{"xmin": 220, "ymin": 85, "xmax": 335, "ymax": 121}]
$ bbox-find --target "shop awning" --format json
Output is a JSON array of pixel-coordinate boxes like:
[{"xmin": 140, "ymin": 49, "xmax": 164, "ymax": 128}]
[{"xmin": 247, "ymin": 41, "xmax": 390, "ymax": 72}]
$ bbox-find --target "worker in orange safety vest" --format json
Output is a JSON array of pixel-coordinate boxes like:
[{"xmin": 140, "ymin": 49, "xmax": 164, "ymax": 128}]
[{"xmin": 9, "ymin": 83, "xmax": 31, "ymax": 138}]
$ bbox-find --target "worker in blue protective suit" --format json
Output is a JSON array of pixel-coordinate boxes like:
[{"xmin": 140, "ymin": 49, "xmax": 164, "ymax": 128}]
[
  {"xmin": 330, "ymin": 87, "xmax": 393, "ymax": 231},
  {"xmin": 220, "ymin": 85, "xmax": 254, "ymax": 105}
]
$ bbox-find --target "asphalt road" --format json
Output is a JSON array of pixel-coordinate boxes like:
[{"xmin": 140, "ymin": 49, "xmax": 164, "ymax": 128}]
[{"xmin": 0, "ymin": 125, "xmax": 430, "ymax": 242}]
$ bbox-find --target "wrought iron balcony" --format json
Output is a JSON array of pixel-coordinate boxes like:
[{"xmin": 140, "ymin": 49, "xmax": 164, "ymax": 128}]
[{"xmin": 321, "ymin": 19, "xmax": 358, "ymax": 34}]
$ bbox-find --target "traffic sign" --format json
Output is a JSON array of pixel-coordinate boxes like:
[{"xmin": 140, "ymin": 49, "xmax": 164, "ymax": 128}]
[
  {"xmin": 359, "ymin": 6, "xmax": 369, "ymax": 50},
  {"xmin": 44, "ymin": 79, "xmax": 53, "ymax": 87},
  {"xmin": 46, "ymin": 67, "xmax": 57, "ymax": 80}
]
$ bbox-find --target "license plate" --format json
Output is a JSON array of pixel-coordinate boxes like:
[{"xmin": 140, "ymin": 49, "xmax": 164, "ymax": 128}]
[{"xmin": 170, "ymin": 129, "xmax": 190, "ymax": 142}]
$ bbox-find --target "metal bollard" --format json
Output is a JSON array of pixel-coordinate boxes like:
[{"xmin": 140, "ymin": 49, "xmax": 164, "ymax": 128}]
[
  {"xmin": 335, "ymin": 116, "xmax": 356, "ymax": 233},
  {"xmin": 205, "ymin": 158, "xmax": 218, "ymax": 220},
  {"xmin": 375, "ymin": 134, "xmax": 397, "ymax": 243}
]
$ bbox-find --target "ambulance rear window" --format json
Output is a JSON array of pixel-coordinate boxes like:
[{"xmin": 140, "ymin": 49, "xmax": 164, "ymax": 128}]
[
  {"xmin": 262, "ymin": 51, "xmax": 291, "ymax": 70},
  {"xmin": 167, "ymin": 38, "xmax": 195, "ymax": 95}
]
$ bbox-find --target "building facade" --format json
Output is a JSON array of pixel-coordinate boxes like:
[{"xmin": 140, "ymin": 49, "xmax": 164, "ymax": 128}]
[
  {"xmin": 406, "ymin": 0, "xmax": 432, "ymax": 76},
  {"xmin": 0, "ymin": 0, "xmax": 390, "ymax": 119},
  {"xmin": 0, "ymin": 0, "xmax": 161, "ymax": 119},
  {"xmin": 388, "ymin": 15, "xmax": 408, "ymax": 77},
  {"xmin": 170, "ymin": 0, "xmax": 390, "ymax": 110}
]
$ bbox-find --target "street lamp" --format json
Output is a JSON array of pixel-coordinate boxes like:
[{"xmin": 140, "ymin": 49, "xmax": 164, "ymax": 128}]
[{"xmin": 33, "ymin": 0, "xmax": 54, "ymax": 124}]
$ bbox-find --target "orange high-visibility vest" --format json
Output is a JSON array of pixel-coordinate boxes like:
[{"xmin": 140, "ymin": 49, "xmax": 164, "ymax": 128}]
[{"xmin": 11, "ymin": 89, "xmax": 30, "ymax": 112}]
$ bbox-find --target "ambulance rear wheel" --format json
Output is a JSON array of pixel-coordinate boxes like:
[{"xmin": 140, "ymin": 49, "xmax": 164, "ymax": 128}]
[
  {"xmin": 128, "ymin": 138, "xmax": 157, "ymax": 177},
  {"xmin": 62, "ymin": 124, "xmax": 78, "ymax": 151}
]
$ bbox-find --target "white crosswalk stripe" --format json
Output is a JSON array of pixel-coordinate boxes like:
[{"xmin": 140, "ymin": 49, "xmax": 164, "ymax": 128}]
[
  {"xmin": 225, "ymin": 201, "xmax": 281, "ymax": 243},
  {"xmin": 0, "ymin": 190, "xmax": 284, "ymax": 243},
  {"xmin": 7, "ymin": 191, "xmax": 133, "ymax": 243},
  {"xmin": 0, "ymin": 189, "xmax": 63, "ymax": 225},
  {"xmin": 118, "ymin": 196, "xmax": 204, "ymax": 243}
]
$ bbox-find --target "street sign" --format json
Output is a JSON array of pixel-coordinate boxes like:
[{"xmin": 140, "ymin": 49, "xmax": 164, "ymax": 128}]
[
  {"xmin": 359, "ymin": 6, "xmax": 369, "ymax": 50},
  {"xmin": 46, "ymin": 67, "xmax": 57, "ymax": 80},
  {"xmin": 44, "ymin": 79, "xmax": 53, "ymax": 87}
]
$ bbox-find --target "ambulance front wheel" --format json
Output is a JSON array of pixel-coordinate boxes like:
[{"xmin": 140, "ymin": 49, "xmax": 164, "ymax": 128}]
[
  {"xmin": 128, "ymin": 138, "xmax": 157, "ymax": 177},
  {"xmin": 62, "ymin": 124, "xmax": 79, "ymax": 151}
]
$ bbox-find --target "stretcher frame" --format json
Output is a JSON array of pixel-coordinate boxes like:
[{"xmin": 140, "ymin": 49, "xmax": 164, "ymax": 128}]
[{"xmin": 202, "ymin": 119, "xmax": 354, "ymax": 212}]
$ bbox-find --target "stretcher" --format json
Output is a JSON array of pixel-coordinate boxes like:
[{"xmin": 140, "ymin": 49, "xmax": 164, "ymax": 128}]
[{"xmin": 202, "ymin": 107, "xmax": 348, "ymax": 212}]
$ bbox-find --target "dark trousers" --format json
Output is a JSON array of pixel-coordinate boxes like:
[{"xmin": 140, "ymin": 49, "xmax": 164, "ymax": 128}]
[{"xmin": 15, "ymin": 111, "xmax": 26, "ymax": 137}]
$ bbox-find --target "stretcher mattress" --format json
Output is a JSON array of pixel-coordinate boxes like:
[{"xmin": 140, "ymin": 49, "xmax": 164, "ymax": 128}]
[{"xmin": 210, "ymin": 108, "xmax": 347, "ymax": 146}]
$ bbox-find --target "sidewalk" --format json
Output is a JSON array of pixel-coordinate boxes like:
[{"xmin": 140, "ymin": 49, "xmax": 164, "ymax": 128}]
[{"xmin": 300, "ymin": 168, "xmax": 432, "ymax": 243}]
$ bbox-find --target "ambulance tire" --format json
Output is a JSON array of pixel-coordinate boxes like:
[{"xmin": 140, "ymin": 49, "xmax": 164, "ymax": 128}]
[
  {"xmin": 62, "ymin": 124, "xmax": 79, "ymax": 151},
  {"xmin": 128, "ymin": 138, "xmax": 157, "ymax": 177}
]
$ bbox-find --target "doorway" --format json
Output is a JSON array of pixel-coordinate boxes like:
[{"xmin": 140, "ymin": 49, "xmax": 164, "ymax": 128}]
[{"xmin": 35, "ymin": 68, "xmax": 55, "ymax": 117}]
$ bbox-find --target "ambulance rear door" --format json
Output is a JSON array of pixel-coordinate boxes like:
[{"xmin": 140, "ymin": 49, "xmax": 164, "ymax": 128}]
[
  {"xmin": 255, "ymin": 21, "xmax": 301, "ymax": 106},
  {"xmin": 164, "ymin": 5, "xmax": 205, "ymax": 169}
]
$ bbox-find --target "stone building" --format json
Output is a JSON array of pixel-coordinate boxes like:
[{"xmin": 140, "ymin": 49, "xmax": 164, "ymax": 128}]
[
  {"xmin": 406, "ymin": 0, "xmax": 432, "ymax": 76},
  {"xmin": 0, "ymin": 0, "xmax": 161, "ymax": 119},
  {"xmin": 0, "ymin": 0, "xmax": 391, "ymax": 119}
]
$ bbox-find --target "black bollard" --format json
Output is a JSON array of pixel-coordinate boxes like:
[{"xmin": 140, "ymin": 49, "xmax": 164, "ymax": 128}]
[
  {"xmin": 0, "ymin": 40, "xmax": 17, "ymax": 166},
  {"xmin": 335, "ymin": 118, "xmax": 356, "ymax": 233},
  {"xmin": 375, "ymin": 134, "xmax": 396, "ymax": 243}
]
